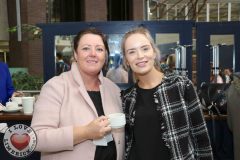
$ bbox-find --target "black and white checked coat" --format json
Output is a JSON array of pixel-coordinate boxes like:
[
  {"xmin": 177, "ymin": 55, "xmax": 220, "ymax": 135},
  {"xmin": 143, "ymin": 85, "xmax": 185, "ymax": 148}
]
[{"xmin": 121, "ymin": 73, "xmax": 213, "ymax": 160}]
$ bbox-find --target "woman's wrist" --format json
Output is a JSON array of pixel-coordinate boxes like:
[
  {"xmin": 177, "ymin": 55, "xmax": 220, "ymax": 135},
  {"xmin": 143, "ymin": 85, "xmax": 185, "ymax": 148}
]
[{"xmin": 73, "ymin": 126, "xmax": 89, "ymax": 145}]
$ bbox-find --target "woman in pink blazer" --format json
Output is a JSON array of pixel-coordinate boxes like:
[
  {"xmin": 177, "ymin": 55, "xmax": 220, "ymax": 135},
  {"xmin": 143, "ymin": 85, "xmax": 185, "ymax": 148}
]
[{"xmin": 31, "ymin": 28, "xmax": 124, "ymax": 160}]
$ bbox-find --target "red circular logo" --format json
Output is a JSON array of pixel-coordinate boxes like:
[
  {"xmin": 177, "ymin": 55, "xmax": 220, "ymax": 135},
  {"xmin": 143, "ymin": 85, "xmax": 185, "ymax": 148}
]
[{"xmin": 3, "ymin": 124, "xmax": 37, "ymax": 158}]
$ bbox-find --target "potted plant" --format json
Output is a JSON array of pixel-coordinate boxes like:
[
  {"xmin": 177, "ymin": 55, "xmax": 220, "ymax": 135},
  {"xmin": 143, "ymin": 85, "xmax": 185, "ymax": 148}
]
[{"xmin": 11, "ymin": 71, "xmax": 43, "ymax": 90}]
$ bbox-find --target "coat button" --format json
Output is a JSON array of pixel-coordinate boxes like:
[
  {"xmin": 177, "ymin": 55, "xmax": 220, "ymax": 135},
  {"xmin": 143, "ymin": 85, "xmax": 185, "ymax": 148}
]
[{"xmin": 118, "ymin": 140, "xmax": 120, "ymax": 144}]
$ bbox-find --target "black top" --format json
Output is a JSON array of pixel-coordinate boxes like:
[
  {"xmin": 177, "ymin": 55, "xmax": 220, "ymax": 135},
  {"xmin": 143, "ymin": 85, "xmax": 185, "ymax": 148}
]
[
  {"xmin": 88, "ymin": 91, "xmax": 117, "ymax": 160},
  {"xmin": 128, "ymin": 85, "xmax": 171, "ymax": 160}
]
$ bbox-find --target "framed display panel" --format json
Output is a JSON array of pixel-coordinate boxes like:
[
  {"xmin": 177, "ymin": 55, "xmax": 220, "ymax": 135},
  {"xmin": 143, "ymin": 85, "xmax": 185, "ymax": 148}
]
[
  {"xmin": 196, "ymin": 22, "xmax": 240, "ymax": 87},
  {"xmin": 39, "ymin": 21, "xmax": 193, "ymax": 89}
]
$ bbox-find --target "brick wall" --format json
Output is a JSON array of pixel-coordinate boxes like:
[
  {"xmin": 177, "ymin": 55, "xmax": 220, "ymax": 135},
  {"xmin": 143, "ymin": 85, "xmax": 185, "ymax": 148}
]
[
  {"xmin": 27, "ymin": 1, "xmax": 46, "ymax": 75},
  {"xmin": 7, "ymin": 0, "xmax": 46, "ymax": 76},
  {"xmin": 192, "ymin": 55, "xmax": 197, "ymax": 85},
  {"xmin": 7, "ymin": 0, "xmax": 144, "ymax": 76},
  {"xmin": 84, "ymin": 0, "xmax": 107, "ymax": 21},
  {"xmin": 132, "ymin": 0, "xmax": 144, "ymax": 20}
]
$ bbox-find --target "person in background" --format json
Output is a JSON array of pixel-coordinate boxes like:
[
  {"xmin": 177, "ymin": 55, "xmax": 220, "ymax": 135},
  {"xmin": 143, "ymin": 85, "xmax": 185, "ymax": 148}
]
[
  {"xmin": 210, "ymin": 63, "xmax": 224, "ymax": 84},
  {"xmin": 106, "ymin": 54, "xmax": 128, "ymax": 83},
  {"xmin": 224, "ymin": 68, "xmax": 233, "ymax": 83},
  {"xmin": 31, "ymin": 28, "xmax": 124, "ymax": 160},
  {"xmin": 210, "ymin": 70, "xmax": 224, "ymax": 83},
  {"xmin": 120, "ymin": 27, "xmax": 213, "ymax": 160},
  {"xmin": 227, "ymin": 72, "xmax": 240, "ymax": 160},
  {"xmin": 56, "ymin": 52, "xmax": 70, "ymax": 75},
  {"xmin": 166, "ymin": 53, "xmax": 176, "ymax": 73},
  {"xmin": 0, "ymin": 62, "xmax": 22, "ymax": 105}
]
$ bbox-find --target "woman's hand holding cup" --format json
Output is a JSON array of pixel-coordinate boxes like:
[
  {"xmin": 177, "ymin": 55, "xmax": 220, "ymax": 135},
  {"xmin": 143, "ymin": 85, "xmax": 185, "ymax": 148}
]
[{"xmin": 85, "ymin": 116, "xmax": 111, "ymax": 140}]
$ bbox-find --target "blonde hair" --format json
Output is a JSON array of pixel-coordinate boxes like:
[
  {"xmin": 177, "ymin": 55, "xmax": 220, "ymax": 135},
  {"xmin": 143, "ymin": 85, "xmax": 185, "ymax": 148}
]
[{"xmin": 121, "ymin": 27, "xmax": 161, "ymax": 71}]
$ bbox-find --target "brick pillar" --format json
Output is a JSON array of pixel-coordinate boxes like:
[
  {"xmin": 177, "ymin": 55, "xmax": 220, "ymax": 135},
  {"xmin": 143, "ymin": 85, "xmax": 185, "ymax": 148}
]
[
  {"xmin": 132, "ymin": 0, "xmax": 144, "ymax": 20},
  {"xmin": 7, "ymin": 0, "xmax": 46, "ymax": 76},
  {"xmin": 0, "ymin": 0, "xmax": 9, "ymax": 41},
  {"xmin": 27, "ymin": 1, "xmax": 46, "ymax": 75},
  {"xmin": 83, "ymin": 0, "xmax": 107, "ymax": 21},
  {"xmin": 192, "ymin": 55, "xmax": 197, "ymax": 85}
]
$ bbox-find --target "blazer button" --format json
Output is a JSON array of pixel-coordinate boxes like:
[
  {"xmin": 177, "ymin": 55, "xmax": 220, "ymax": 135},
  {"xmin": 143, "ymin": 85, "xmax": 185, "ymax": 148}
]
[{"xmin": 118, "ymin": 140, "xmax": 120, "ymax": 144}]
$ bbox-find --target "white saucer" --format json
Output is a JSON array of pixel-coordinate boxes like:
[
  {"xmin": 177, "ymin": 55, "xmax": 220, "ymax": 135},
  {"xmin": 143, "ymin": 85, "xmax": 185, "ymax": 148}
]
[{"xmin": 2, "ymin": 107, "xmax": 22, "ymax": 113}]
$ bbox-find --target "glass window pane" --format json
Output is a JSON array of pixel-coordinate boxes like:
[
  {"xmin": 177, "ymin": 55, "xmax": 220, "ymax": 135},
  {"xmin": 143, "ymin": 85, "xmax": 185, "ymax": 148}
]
[
  {"xmin": 55, "ymin": 35, "xmax": 74, "ymax": 75},
  {"xmin": 177, "ymin": 4, "xmax": 185, "ymax": 20},
  {"xmin": 210, "ymin": 3, "xmax": 218, "ymax": 22},
  {"xmin": 231, "ymin": 3, "xmax": 240, "ymax": 21},
  {"xmin": 197, "ymin": 3, "xmax": 206, "ymax": 21},
  {"xmin": 220, "ymin": 3, "xmax": 228, "ymax": 21},
  {"xmin": 155, "ymin": 33, "xmax": 179, "ymax": 69},
  {"xmin": 168, "ymin": 4, "xmax": 176, "ymax": 20},
  {"xmin": 106, "ymin": 34, "xmax": 128, "ymax": 84},
  {"xmin": 158, "ymin": 3, "xmax": 167, "ymax": 20},
  {"xmin": 210, "ymin": 35, "xmax": 234, "ymax": 83}
]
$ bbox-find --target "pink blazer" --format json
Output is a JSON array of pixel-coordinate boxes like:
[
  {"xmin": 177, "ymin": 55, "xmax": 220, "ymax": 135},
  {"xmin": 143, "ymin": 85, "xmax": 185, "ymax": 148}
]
[{"xmin": 31, "ymin": 62, "xmax": 124, "ymax": 160}]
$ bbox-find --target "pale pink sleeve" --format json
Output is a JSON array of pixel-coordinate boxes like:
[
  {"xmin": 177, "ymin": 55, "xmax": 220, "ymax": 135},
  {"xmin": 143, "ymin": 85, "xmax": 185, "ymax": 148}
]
[{"xmin": 31, "ymin": 77, "xmax": 74, "ymax": 152}]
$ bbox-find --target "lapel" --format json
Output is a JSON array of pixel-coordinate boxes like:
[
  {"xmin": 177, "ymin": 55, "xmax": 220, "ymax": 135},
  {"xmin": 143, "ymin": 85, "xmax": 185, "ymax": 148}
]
[
  {"xmin": 71, "ymin": 62, "xmax": 103, "ymax": 116},
  {"xmin": 98, "ymin": 73, "xmax": 113, "ymax": 116},
  {"xmin": 99, "ymin": 83, "xmax": 107, "ymax": 114}
]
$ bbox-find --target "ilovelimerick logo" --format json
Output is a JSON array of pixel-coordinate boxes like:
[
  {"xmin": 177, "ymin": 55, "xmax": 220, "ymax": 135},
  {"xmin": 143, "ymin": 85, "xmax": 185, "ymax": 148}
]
[{"xmin": 3, "ymin": 124, "xmax": 37, "ymax": 158}]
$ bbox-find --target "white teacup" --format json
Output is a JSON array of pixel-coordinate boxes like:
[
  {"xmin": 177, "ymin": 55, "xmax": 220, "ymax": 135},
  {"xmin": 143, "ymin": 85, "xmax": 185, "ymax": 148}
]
[
  {"xmin": 108, "ymin": 113, "xmax": 126, "ymax": 129},
  {"xmin": 22, "ymin": 97, "xmax": 35, "ymax": 114},
  {"xmin": 11, "ymin": 97, "xmax": 22, "ymax": 105},
  {"xmin": 6, "ymin": 101, "xmax": 18, "ymax": 110}
]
